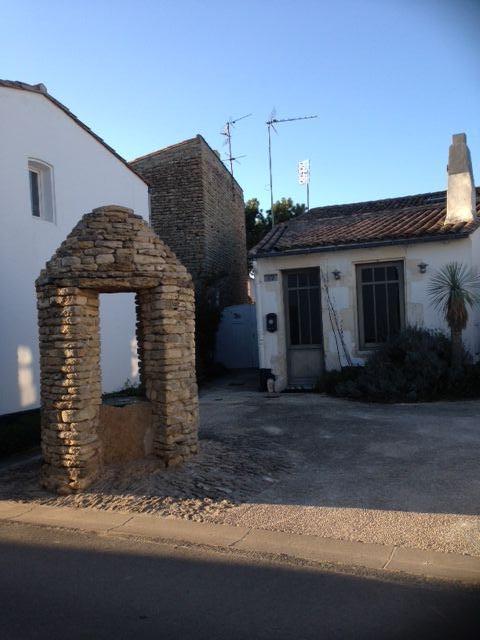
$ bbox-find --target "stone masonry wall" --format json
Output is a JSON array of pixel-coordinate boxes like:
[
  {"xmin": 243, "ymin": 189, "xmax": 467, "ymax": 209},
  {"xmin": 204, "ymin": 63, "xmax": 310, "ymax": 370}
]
[
  {"xmin": 200, "ymin": 141, "xmax": 248, "ymax": 309},
  {"xmin": 131, "ymin": 138, "xmax": 206, "ymax": 285},
  {"xmin": 37, "ymin": 205, "xmax": 198, "ymax": 494},
  {"xmin": 130, "ymin": 135, "xmax": 248, "ymax": 309}
]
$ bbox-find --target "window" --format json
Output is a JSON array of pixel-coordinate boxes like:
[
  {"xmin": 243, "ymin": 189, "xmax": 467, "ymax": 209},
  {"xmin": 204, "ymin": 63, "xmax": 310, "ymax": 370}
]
[
  {"xmin": 28, "ymin": 159, "xmax": 55, "ymax": 222},
  {"xmin": 286, "ymin": 269, "xmax": 322, "ymax": 345},
  {"xmin": 29, "ymin": 170, "xmax": 41, "ymax": 217},
  {"xmin": 357, "ymin": 261, "xmax": 404, "ymax": 348}
]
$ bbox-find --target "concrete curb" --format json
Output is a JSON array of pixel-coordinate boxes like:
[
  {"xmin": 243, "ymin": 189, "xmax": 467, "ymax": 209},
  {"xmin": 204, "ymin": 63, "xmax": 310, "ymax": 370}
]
[{"xmin": 1, "ymin": 500, "xmax": 479, "ymax": 584}]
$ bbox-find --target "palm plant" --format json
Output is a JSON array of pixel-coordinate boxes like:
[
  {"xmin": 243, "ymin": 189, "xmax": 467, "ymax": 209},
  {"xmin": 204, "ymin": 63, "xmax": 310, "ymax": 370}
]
[{"xmin": 428, "ymin": 262, "xmax": 480, "ymax": 369}]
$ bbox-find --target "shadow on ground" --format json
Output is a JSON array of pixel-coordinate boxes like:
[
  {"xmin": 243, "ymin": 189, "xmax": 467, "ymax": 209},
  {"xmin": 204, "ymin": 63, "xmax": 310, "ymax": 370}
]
[
  {"xmin": 0, "ymin": 370, "xmax": 479, "ymax": 548},
  {"xmin": 1, "ymin": 521, "xmax": 479, "ymax": 640}
]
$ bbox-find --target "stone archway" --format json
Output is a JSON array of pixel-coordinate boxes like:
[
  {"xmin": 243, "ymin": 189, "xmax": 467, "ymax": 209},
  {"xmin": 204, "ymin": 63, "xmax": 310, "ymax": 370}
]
[{"xmin": 36, "ymin": 205, "xmax": 198, "ymax": 494}]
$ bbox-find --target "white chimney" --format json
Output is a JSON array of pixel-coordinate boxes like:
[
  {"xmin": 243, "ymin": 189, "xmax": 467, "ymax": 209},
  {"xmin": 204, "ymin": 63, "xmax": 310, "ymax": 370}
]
[{"xmin": 446, "ymin": 133, "xmax": 476, "ymax": 224}]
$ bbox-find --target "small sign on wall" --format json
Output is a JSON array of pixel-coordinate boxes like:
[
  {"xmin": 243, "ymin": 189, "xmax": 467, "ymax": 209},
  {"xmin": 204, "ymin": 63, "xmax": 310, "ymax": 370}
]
[{"xmin": 264, "ymin": 273, "xmax": 278, "ymax": 282}]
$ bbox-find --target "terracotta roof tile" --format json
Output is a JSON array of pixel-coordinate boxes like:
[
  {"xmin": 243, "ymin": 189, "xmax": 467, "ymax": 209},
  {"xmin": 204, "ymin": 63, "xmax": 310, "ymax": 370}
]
[{"xmin": 252, "ymin": 188, "xmax": 480, "ymax": 257}]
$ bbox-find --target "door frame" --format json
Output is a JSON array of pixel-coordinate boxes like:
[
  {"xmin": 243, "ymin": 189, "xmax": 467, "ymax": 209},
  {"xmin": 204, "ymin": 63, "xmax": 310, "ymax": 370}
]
[{"xmin": 282, "ymin": 267, "xmax": 325, "ymax": 387}]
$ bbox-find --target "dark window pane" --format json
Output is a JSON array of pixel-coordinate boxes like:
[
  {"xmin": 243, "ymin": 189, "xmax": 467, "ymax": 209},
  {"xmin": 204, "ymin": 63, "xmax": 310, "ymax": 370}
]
[
  {"xmin": 362, "ymin": 285, "xmax": 376, "ymax": 343},
  {"xmin": 29, "ymin": 170, "xmax": 40, "ymax": 217},
  {"xmin": 310, "ymin": 288, "xmax": 321, "ymax": 343},
  {"xmin": 387, "ymin": 283, "xmax": 401, "ymax": 336},
  {"xmin": 386, "ymin": 266, "xmax": 399, "ymax": 280},
  {"xmin": 287, "ymin": 270, "xmax": 323, "ymax": 346},
  {"xmin": 359, "ymin": 262, "xmax": 404, "ymax": 347},
  {"xmin": 361, "ymin": 268, "xmax": 373, "ymax": 283},
  {"xmin": 288, "ymin": 289, "xmax": 300, "ymax": 345},
  {"xmin": 375, "ymin": 283, "xmax": 388, "ymax": 342},
  {"xmin": 287, "ymin": 273, "xmax": 297, "ymax": 288},
  {"xmin": 298, "ymin": 273, "xmax": 308, "ymax": 287},
  {"xmin": 299, "ymin": 289, "xmax": 310, "ymax": 344}
]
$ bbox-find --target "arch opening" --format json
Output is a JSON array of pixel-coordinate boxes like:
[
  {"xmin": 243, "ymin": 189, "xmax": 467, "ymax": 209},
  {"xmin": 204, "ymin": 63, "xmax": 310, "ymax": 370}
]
[{"xmin": 36, "ymin": 205, "xmax": 199, "ymax": 494}]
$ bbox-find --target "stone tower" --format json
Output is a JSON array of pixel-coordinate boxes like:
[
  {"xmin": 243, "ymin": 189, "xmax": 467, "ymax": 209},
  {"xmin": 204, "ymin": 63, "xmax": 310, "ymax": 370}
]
[
  {"xmin": 131, "ymin": 135, "xmax": 248, "ymax": 368},
  {"xmin": 131, "ymin": 135, "xmax": 248, "ymax": 308}
]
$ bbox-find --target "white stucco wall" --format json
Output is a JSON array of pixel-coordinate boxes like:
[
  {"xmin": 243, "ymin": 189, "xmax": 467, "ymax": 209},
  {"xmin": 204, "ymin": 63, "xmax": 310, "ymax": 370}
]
[
  {"xmin": 254, "ymin": 233, "xmax": 480, "ymax": 391},
  {"xmin": 0, "ymin": 86, "xmax": 149, "ymax": 414}
]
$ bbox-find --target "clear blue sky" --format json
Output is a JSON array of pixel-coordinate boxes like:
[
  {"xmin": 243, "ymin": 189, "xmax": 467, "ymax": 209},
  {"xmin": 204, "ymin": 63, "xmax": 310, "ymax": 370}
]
[{"xmin": 2, "ymin": 0, "xmax": 479, "ymax": 210}]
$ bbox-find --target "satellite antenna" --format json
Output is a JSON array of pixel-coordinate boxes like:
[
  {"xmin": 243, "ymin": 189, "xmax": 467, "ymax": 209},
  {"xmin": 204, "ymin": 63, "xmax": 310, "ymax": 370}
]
[
  {"xmin": 221, "ymin": 113, "xmax": 252, "ymax": 177},
  {"xmin": 266, "ymin": 110, "xmax": 317, "ymax": 225}
]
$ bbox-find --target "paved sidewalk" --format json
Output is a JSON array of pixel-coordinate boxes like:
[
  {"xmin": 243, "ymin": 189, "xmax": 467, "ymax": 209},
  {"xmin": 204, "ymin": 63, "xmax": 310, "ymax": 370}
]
[{"xmin": 1, "ymin": 500, "xmax": 479, "ymax": 584}]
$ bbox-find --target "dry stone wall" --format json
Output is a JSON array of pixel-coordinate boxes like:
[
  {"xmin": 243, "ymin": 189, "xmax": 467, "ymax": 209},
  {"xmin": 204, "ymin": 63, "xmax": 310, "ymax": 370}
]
[{"xmin": 36, "ymin": 205, "xmax": 198, "ymax": 494}]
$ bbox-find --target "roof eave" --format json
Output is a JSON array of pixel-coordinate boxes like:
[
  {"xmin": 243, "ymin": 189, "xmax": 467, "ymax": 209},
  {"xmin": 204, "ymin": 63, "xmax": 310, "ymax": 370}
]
[
  {"xmin": 0, "ymin": 80, "xmax": 149, "ymax": 187},
  {"xmin": 252, "ymin": 231, "xmax": 473, "ymax": 260}
]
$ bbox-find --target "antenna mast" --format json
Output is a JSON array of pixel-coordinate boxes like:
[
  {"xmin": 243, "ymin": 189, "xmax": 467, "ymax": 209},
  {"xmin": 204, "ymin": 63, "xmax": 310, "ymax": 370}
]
[
  {"xmin": 221, "ymin": 113, "xmax": 252, "ymax": 178},
  {"xmin": 266, "ymin": 112, "xmax": 317, "ymax": 225}
]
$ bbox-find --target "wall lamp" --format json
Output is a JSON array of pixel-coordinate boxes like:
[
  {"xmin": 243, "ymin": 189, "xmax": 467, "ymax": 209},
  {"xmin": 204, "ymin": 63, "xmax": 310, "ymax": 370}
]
[
  {"xmin": 417, "ymin": 262, "xmax": 428, "ymax": 274},
  {"xmin": 332, "ymin": 269, "xmax": 342, "ymax": 280}
]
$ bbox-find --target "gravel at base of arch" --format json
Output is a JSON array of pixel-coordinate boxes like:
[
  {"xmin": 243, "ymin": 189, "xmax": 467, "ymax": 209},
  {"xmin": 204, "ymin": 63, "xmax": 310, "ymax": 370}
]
[{"xmin": 0, "ymin": 437, "xmax": 294, "ymax": 522}]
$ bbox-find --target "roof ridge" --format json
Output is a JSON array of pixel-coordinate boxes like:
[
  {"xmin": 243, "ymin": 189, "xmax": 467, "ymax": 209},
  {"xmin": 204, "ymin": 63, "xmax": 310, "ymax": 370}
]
[
  {"xmin": 310, "ymin": 201, "xmax": 448, "ymax": 223},
  {"xmin": 130, "ymin": 134, "xmax": 244, "ymax": 194},
  {"xmin": 308, "ymin": 189, "xmax": 449, "ymax": 214},
  {"xmin": 129, "ymin": 136, "xmax": 200, "ymax": 163},
  {"xmin": 0, "ymin": 79, "xmax": 148, "ymax": 186},
  {"xmin": 307, "ymin": 186, "xmax": 480, "ymax": 218},
  {"xmin": 251, "ymin": 199, "xmax": 480, "ymax": 257}
]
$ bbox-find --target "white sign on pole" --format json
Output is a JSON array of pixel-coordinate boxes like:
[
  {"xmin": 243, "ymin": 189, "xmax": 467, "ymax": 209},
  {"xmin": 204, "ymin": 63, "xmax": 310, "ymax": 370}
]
[{"xmin": 298, "ymin": 159, "xmax": 310, "ymax": 185}]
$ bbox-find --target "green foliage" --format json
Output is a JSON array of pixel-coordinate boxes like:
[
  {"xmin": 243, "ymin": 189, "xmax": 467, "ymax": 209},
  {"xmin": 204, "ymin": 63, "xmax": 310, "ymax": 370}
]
[
  {"xmin": 317, "ymin": 366, "xmax": 361, "ymax": 394},
  {"xmin": 428, "ymin": 262, "xmax": 480, "ymax": 331},
  {"xmin": 428, "ymin": 262, "xmax": 480, "ymax": 369},
  {"xmin": 103, "ymin": 378, "xmax": 144, "ymax": 399},
  {"xmin": 266, "ymin": 197, "xmax": 306, "ymax": 226},
  {"xmin": 245, "ymin": 198, "xmax": 269, "ymax": 251},
  {"xmin": 245, "ymin": 196, "xmax": 306, "ymax": 252},
  {"xmin": 327, "ymin": 327, "xmax": 480, "ymax": 402},
  {"xmin": 447, "ymin": 362, "xmax": 480, "ymax": 399}
]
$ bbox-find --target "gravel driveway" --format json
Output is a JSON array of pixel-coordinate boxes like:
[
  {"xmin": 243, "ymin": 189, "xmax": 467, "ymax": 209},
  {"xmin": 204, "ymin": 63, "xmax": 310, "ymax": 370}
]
[{"xmin": 1, "ymin": 370, "xmax": 479, "ymax": 556}]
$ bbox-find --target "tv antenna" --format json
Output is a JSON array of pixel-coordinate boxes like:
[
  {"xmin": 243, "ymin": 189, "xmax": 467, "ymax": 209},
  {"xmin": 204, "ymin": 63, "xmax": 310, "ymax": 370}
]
[
  {"xmin": 266, "ymin": 110, "xmax": 317, "ymax": 225},
  {"xmin": 221, "ymin": 113, "xmax": 252, "ymax": 177}
]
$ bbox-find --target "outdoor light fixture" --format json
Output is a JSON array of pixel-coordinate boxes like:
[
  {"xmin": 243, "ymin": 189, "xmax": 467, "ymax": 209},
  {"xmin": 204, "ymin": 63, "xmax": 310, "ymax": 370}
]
[
  {"xmin": 418, "ymin": 262, "xmax": 428, "ymax": 274},
  {"xmin": 332, "ymin": 269, "xmax": 342, "ymax": 280}
]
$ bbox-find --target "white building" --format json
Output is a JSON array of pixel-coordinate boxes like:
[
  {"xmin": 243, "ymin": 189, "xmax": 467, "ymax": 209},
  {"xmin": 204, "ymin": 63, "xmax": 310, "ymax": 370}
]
[
  {"xmin": 252, "ymin": 134, "xmax": 480, "ymax": 391},
  {"xmin": 0, "ymin": 80, "xmax": 149, "ymax": 415}
]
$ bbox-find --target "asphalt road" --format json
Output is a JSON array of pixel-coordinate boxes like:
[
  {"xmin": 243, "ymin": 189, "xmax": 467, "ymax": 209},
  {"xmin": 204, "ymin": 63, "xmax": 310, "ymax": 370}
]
[{"xmin": 0, "ymin": 521, "xmax": 478, "ymax": 640}]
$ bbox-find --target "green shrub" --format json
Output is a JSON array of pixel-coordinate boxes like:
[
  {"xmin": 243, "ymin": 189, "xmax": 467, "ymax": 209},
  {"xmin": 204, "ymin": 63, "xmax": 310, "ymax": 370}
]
[
  {"xmin": 329, "ymin": 327, "xmax": 478, "ymax": 402},
  {"xmin": 102, "ymin": 378, "xmax": 144, "ymax": 399},
  {"xmin": 447, "ymin": 362, "xmax": 480, "ymax": 399},
  {"xmin": 318, "ymin": 366, "xmax": 362, "ymax": 394}
]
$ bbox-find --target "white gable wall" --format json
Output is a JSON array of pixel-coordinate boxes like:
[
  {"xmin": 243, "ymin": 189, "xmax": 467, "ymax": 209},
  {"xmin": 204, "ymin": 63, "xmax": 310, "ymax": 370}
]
[
  {"xmin": 254, "ymin": 233, "xmax": 480, "ymax": 391},
  {"xmin": 0, "ymin": 87, "xmax": 149, "ymax": 414}
]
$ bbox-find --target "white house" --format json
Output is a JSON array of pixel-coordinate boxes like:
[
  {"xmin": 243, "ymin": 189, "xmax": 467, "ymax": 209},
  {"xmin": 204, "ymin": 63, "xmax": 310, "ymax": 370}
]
[
  {"xmin": 252, "ymin": 134, "xmax": 480, "ymax": 391},
  {"xmin": 0, "ymin": 80, "xmax": 149, "ymax": 415}
]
